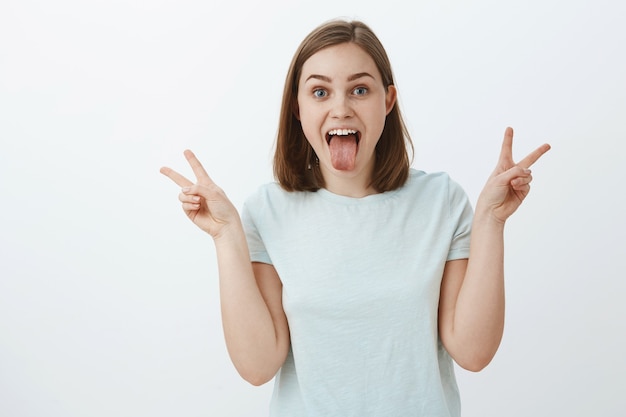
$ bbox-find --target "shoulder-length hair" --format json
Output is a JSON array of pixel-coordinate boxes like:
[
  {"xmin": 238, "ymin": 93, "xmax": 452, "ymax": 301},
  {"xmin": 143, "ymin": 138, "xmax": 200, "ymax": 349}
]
[{"xmin": 273, "ymin": 19, "xmax": 414, "ymax": 192}]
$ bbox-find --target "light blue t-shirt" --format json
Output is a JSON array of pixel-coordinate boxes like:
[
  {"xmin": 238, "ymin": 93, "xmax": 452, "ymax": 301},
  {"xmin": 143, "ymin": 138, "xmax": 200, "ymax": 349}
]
[{"xmin": 241, "ymin": 169, "xmax": 473, "ymax": 417}]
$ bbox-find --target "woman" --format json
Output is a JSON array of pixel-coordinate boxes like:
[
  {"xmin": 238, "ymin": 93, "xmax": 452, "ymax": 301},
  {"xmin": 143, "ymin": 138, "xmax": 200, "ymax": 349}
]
[{"xmin": 161, "ymin": 19, "xmax": 550, "ymax": 416}]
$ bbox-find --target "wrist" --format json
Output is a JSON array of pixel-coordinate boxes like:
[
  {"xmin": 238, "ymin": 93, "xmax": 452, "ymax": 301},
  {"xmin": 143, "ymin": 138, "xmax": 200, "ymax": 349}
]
[
  {"xmin": 212, "ymin": 218, "xmax": 246, "ymax": 246},
  {"xmin": 473, "ymin": 204, "xmax": 507, "ymax": 230}
]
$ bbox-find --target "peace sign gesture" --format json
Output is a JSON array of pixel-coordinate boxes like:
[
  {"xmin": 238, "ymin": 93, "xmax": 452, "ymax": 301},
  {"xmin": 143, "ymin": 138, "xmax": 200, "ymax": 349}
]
[
  {"xmin": 477, "ymin": 127, "xmax": 551, "ymax": 224},
  {"xmin": 160, "ymin": 150, "xmax": 239, "ymax": 239}
]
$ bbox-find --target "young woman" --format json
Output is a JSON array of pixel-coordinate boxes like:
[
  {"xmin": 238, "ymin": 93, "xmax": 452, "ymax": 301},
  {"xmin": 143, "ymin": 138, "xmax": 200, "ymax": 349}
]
[{"xmin": 161, "ymin": 19, "xmax": 550, "ymax": 416}]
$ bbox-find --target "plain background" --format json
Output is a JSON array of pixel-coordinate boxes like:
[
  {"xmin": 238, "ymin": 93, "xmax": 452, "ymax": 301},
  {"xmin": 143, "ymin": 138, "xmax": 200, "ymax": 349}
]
[{"xmin": 1, "ymin": 0, "xmax": 625, "ymax": 416}]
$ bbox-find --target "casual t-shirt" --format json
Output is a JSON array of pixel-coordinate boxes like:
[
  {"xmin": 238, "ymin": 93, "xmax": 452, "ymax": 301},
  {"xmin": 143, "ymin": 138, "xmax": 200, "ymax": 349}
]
[{"xmin": 241, "ymin": 169, "xmax": 473, "ymax": 417}]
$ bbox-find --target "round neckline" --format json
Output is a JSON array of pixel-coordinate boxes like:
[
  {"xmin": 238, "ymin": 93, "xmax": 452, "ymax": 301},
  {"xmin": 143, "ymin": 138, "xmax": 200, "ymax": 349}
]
[
  {"xmin": 311, "ymin": 169, "xmax": 424, "ymax": 205},
  {"xmin": 315, "ymin": 186, "xmax": 400, "ymax": 205}
]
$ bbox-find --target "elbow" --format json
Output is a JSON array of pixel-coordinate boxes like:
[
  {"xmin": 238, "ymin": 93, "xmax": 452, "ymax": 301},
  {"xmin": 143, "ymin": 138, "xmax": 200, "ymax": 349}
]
[
  {"xmin": 236, "ymin": 364, "xmax": 278, "ymax": 387},
  {"xmin": 458, "ymin": 359, "xmax": 489, "ymax": 373},
  {"xmin": 244, "ymin": 373, "xmax": 273, "ymax": 387},
  {"xmin": 455, "ymin": 352, "xmax": 495, "ymax": 372},
  {"xmin": 443, "ymin": 331, "xmax": 502, "ymax": 372},
  {"xmin": 228, "ymin": 340, "xmax": 289, "ymax": 386}
]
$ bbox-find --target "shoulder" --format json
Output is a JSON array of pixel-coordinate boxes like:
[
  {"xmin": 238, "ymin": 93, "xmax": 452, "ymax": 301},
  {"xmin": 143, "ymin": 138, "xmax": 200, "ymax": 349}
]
[
  {"xmin": 407, "ymin": 168, "xmax": 448, "ymax": 183},
  {"xmin": 404, "ymin": 168, "xmax": 458, "ymax": 195},
  {"xmin": 243, "ymin": 182, "xmax": 312, "ymax": 217},
  {"xmin": 245, "ymin": 181, "xmax": 309, "ymax": 204},
  {"xmin": 402, "ymin": 169, "xmax": 471, "ymax": 212},
  {"xmin": 245, "ymin": 181, "xmax": 283, "ymax": 202}
]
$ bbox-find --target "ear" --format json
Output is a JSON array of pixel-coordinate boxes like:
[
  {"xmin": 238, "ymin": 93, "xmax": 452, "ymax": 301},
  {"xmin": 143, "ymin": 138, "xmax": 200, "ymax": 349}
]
[{"xmin": 385, "ymin": 85, "xmax": 397, "ymax": 115}]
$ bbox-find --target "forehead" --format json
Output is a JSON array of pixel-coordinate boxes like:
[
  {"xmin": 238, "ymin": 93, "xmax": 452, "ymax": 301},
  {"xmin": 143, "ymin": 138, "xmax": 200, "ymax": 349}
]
[{"xmin": 300, "ymin": 42, "xmax": 381, "ymax": 83}]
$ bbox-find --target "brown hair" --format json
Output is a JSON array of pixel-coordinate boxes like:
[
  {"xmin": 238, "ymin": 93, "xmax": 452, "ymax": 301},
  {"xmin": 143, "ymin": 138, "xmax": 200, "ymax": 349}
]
[{"xmin": 273, "ymin": 19, "xmax": 414, "ymax": 192}]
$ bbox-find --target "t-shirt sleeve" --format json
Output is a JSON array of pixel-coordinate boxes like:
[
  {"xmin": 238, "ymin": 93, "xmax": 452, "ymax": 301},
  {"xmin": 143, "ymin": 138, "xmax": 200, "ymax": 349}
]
[
  {"xmin": 446, "ymin": 177, "xmax": 473, "ymax": 261},
  {"xmin": 241, "ymin": 195, "xmax": 273, "ymax": 265}
]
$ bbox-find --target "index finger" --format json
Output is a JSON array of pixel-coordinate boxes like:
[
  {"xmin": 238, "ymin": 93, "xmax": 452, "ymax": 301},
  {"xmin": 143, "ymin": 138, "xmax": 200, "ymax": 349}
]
[
  {"xmin": 518, "ymin": 143, "xmax": 552, "ymax": 169},
  {"xmin": 184, "ymin": 149, "xmax": 214, "ymax": 184},
  {"xmin": 159, "ymin": 165, "xmax": 193, "ymax": 188},
  {"xmin": 498, "ymin": 126, "xmax": 515, "ymax": 165}
]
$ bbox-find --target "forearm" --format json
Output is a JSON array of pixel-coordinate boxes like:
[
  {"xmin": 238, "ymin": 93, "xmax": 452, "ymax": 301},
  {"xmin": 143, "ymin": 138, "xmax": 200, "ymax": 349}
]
[
  {"xmin": 442, "ymin": 127, "xmax": 550, "ymax": 370},
  {"xmin": 452, "ymin": 208, "xmax": 506, "ymax": 369},
  {"xmin": 213, "ymin": 221, "xmax": 284, "ymax": 384}
]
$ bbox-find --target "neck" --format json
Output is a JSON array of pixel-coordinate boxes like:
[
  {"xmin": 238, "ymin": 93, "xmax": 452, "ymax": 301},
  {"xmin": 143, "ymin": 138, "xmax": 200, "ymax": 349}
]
[{"xmin": 320, "ymin": 168, "xmax": 378, "ymax": 198}]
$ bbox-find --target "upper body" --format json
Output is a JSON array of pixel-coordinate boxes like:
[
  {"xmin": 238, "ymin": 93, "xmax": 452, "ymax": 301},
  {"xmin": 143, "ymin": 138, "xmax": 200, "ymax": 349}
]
[
  {"xmin": 242, "ymin": 169, "xmax": 472, "ymax": 416},
  {"xmin": 160, "ymin": 18, "xmax": 550, "ymax": 417}
]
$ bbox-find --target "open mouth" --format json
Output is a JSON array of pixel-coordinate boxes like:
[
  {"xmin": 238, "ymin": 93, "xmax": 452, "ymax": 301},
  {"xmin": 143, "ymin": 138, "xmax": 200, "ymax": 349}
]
[
  {"xmin": 326, "ymin": 129, "xmax": 361, "ymax": 171},
  {"xmin": 326, "ymin": 129, "xmax": 361, "ymax": 144}
]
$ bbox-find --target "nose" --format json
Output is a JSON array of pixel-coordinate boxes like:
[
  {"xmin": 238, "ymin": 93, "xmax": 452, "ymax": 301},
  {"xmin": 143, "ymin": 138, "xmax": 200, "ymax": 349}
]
[{"xmin": 329, "ymin": 95, "xmax": 354, "ymax": 119}]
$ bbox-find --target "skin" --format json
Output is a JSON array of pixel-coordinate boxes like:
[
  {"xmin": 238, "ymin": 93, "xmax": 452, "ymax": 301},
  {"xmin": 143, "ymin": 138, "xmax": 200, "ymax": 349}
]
[
  {"xmin": 160, "ymin": 153, "xmax": 290, "ymax": 386},
  {"xmin": 160, "ymin": 43, "xmax": 551, "ymax": 383},
  {"xmin": 438, "ymin": 127, "xmax": 551, "ymax": 370},
  {"xmin": 295, "ymin": 43, "xmax": 396, "ymax": 197}
]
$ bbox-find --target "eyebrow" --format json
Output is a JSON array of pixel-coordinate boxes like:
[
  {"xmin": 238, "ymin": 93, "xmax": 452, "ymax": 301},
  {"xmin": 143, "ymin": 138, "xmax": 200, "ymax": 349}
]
[{"xmin": 304, "ymin": 72, "xmax": 375, "ymax": 83}]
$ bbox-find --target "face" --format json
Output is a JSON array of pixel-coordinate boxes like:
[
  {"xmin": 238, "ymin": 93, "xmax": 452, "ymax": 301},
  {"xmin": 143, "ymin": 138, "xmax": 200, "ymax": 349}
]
[{"xmin": 296, "ymin": 42, "xmax": 396, "ymax": 194}]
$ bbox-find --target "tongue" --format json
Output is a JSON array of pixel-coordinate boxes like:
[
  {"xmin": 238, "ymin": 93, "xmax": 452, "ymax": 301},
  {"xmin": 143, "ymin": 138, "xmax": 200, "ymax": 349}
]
[{"xmin": 329, "ymin": 135, "xmax": 358, "ymax": 170}]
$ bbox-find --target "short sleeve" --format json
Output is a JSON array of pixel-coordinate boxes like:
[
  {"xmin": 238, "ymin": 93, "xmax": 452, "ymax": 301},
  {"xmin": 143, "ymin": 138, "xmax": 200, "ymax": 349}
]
[
  {"xmin": 446, "ymin": 178, "xmax": 473, "ymax": 261},
  {"xmin": 241, "ymin": 196, "xmax": 273, "ymax": 265}
]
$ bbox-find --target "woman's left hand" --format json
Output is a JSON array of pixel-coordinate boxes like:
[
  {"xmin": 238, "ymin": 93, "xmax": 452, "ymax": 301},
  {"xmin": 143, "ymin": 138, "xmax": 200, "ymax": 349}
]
[{"xmin": 477, "ymin": 127, "xmax": 551, "ymax": 224}]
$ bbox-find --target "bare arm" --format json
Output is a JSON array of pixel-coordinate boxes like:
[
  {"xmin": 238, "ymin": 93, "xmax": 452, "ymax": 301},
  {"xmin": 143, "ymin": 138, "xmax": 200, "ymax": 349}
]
[
  {"xmin": 439, "ymin": 127, "xmax": 550, "ymax": 371},
  {"xmin": 160, "ymin": 150, "xmax": 290, "ymax": 385}
]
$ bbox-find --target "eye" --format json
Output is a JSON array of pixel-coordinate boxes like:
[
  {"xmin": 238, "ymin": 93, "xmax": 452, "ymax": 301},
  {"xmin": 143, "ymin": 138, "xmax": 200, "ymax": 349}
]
[
  {"xmin": 353, "ymin": 87, "xmax": 368, "ymax": 96},
  {"xmin": 313, "ymin": 89, "xmax": 328, "ymax": 98}
]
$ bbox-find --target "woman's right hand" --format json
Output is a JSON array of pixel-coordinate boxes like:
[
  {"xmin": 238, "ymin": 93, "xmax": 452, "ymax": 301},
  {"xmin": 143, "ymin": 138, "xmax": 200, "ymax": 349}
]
[{"xmin": 160, "ymin": 150, "xmax": 239, "ymax": 239}]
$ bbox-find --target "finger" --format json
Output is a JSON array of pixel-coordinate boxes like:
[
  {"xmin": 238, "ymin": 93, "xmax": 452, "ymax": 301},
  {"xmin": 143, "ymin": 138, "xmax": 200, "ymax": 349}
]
[
  {"xmin": 182, "ymin": 202, "xmax": 201, "ymax": 211},
  {"xmin": 178, "ymin": 187, "xmax": 204, "ymax": 212},
  {"xmin": 184, "ymin": 149, "xmax": 214, "ymax": 184},
  {"xmin": 513, "ymin": 183, "xmax": 531, "ymax": 196},
  {"xmin": 178, "ymin": 192, "xmax": 201, "ymax": 204},
  {"xmin": 497, "ymin": 127, "xmax": 515, "ymax": 165},
  {"xmin": 160, "ymin": 166, "xmax": 194, "ymax": 188},
  {"xmin": 496, "ymin": 165, "xmax": 530, "ymax": 185},
  {"xmin": 511, "ymin": 173, "xmax": 533, "ymax": 189},
  {"xmin": 518, "ymin": 143, "xmax": 551, "ymax": 169}
]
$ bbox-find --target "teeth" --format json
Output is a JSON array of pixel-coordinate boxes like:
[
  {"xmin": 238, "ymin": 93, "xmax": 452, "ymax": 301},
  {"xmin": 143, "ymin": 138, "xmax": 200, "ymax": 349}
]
[{"xmin": 328, "ymin": 129, "xmax": 357, "ymax": 136}]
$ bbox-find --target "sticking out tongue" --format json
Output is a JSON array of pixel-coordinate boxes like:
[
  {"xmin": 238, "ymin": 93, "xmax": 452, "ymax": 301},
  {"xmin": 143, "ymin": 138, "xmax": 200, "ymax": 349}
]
[{"xmin": 329, "ymin": 135, "xmax": 358, "ymax": 170}]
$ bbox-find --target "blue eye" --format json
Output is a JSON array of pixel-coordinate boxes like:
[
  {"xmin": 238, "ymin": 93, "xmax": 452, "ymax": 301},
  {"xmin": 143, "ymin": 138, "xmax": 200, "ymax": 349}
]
[
  {"xmin": 313, "ymin": 89, "xmax": 327, "ymax": 98},
  {"xmin": 353, "ymin": 87, "xmax": 368, "ymax": 95}
]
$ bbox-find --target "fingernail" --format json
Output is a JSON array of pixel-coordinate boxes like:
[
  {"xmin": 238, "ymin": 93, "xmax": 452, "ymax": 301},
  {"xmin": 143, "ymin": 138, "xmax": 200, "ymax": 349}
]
[
  {"xmin": 182, "ymin": 187, "xmax": 190, "ymax": 193},
  {"xmin": 192, "ymin": 196, "xmax": 200, "ymax": 202}
]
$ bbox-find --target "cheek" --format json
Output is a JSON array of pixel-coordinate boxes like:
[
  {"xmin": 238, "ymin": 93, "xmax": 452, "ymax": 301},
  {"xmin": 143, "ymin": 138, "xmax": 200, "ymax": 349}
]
[
  {"xmin": 366, "ymin": 103, "xmax": 388, "ymax": 133},
  {"xmin": 298, "ymin": 107, "xmax": 322, "ymax": 135}
]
